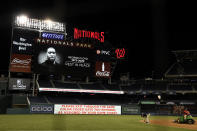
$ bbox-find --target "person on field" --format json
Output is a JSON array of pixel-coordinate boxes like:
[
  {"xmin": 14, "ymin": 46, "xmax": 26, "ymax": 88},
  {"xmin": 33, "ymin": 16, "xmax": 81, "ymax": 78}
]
[{"xmin": 141, "ymin": 113, "xmax": 150, "ymax": 123}]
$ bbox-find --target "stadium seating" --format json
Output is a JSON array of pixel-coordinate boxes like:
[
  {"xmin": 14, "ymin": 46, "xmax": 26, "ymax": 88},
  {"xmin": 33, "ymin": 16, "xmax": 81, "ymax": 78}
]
[
  {"xmin": 28, "ymin": 96, "xmax": 48, "ymax": 104},
  {"xmin": 120, "ymin": 84, "xmax": 141, "ymax": 92},
  {"xmin": 38, "ymin": 80, "xmax": 52, "ymax": 88},
  {"xmin": 102, "ymin": 84, "xmax": 120, "ymax": 91},
  {"xmin": 46, "ymin": 96, "xmax": 79, "ymax": 104},
  {"xmin": 193, "ymin": 84, "xmax": 197, "ymax": 91},
  {"xmin": 79, "ymin": 83, "xmax": 105, "ymax": 90},
  {"xmin": 53, "ymin": 81, "xmax": 79, "ymax": 89},
  {"xmin": 168, "ymin": 84, "xmax": 193, "ymax": 91},
  {"xmin": 77, "ymin": 98, "xmax": 108, "ymax": 105}
]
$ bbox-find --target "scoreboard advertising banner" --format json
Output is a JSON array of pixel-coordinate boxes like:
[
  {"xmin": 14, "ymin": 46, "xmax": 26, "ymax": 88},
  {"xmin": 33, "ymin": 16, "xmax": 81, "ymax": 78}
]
[
  {"xmin": 66, "ymin": 24, "xmax": 104, "ymax": 43},
  {"xmin": 10, "ymin": 54, "xmax": 32, "ymax": 73},
  {"xmin": 30, "ymin": 104, "xmax": 54, "ymax": 114},
  {"xmin": 9, "ymin": 78, "xmax": 30, "ymax": 90},
  {"xmin": 95, "ymin": 61, "xmax": 111, "ymax": 78},
  {"xmin": 34, "ymin": 38, "xmax": 95, "ymax": 76},
  {"xmin": 54, "ymin": 104, "xmax": 121, "ymax": 115},
  {"xmin": 12, "ymin": 28, "xmax": 39, "ymax": 55}
]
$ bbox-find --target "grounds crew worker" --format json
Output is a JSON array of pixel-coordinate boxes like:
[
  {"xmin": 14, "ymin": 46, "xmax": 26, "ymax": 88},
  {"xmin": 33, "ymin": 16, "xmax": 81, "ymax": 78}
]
[{"xmin": 183, "ymin": 108, "xmax": 190, "ymax": 120}]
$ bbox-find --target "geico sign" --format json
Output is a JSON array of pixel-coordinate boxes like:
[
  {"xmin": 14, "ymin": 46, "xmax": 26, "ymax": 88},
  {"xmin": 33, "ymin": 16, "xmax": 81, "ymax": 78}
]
[
  {"xmin": 96, "ymin": 71, "xmax": 110, "ymax": 77},
  {"xmin": 31, "ymin": 106, "xmax": 53, "ymax": 112}
]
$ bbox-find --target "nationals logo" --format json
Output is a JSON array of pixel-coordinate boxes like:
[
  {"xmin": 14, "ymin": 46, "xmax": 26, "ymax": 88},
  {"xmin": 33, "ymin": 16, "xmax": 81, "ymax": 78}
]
[
  {"xmin": 74, "ymin": 28, "xmax": 104, "ymax": 43},
  {"xmin": 10, "ymin": 54, "xmax": 32, "ymax": 73},
  {"xmin": 115, "ymin": 48, "xmax": 126, "ymax": 59}
]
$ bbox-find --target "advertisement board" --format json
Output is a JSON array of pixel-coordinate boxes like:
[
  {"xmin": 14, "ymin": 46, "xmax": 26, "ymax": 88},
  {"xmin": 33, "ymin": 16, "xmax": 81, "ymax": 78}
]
[
  {"xmin": 9, "ymin": 78, "xmax": 30, "ymax": 90},
  {"xmin": 95, "ymin": 49, "xmax": 112, "ymax": 61},
  {"xmin": 95, "ymin": 61, "xmax": 111, "ymax": 78},
  {"xmin": 10, "ymin": 54, "xmax": 32, "ymax": 73},
  {"xmin": 54, "ymin": 104, "xmax": 121, "ymax": 115},
  {"xmin": 34, "ymin": 38, "xmax": 95, "ymax": 76},
  {"xmin": 66, "ymin": 24, "xmax": 104, "ymax": 43},
  {"xmin": 12, "ymin": 28, "xmax": 38, "ymax": 54},
  {"xmin": 121, "ymin": 105, "xmax": 140, "ymax": 115},
  {"xmin": 30, "ymin": 104, "xmax": 54, "ymax": 114},
  {"xmin": 41, "ymin": 32, "xmax": 65, "ymax": 40}
]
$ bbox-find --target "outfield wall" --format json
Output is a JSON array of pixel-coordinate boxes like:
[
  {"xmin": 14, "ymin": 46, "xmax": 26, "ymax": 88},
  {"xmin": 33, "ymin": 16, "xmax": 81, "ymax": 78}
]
[{"xmin": 4, "ymin": 100, "xmax": 197, "ymax": 116}]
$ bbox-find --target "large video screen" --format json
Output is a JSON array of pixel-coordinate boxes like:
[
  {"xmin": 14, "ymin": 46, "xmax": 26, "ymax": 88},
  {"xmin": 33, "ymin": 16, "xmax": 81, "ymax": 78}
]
[{"xmin": 34, "ymin": 38, "xmax": 95, "ymax": 76}]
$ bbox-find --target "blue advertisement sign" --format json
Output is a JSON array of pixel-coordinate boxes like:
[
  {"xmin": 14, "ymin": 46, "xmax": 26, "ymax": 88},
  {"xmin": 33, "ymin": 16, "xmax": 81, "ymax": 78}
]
[
  {"xmin": 30, "ymin": 104, "xmax": 54, "ymax": 114},
  {"xmin": 41, "ymin": 32, "xmax": 65, "ymax": 40}
]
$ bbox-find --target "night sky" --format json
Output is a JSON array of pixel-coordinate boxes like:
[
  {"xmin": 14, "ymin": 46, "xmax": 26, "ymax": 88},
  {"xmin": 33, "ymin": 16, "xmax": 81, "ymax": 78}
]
[{"xmin": 0, "ymin": 0, "xmax": 197, "ymax": 79}]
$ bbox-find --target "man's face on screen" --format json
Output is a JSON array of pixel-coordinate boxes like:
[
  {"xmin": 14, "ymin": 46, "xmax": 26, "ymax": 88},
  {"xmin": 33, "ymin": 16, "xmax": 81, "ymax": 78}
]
[{"xmin": 47, "ymin": 47, "xmax": 56, "ymax": 62}]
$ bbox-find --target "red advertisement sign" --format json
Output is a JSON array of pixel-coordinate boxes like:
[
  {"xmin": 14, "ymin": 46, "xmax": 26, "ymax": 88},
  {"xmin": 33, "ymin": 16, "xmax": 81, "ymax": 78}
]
[
  {"xmin": 10, "ymin": 54, "xmax": 32, "ymax": 73},
  {"xmin": 95, "ymin": 61, "xmax": 111, "ymax": 78}
]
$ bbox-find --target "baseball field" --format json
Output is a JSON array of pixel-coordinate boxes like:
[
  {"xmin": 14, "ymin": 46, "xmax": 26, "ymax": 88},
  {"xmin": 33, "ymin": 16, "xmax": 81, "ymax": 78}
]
[{"xmin": 0, "ymin": 115, "xmax": 196, "ymax": 131}]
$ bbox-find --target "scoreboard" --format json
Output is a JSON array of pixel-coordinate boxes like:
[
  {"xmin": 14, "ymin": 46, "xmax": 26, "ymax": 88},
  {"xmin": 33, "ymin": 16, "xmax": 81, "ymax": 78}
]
[{"xmin": 10, "ymin": 16, "xmax": 116, "ymax": 79}]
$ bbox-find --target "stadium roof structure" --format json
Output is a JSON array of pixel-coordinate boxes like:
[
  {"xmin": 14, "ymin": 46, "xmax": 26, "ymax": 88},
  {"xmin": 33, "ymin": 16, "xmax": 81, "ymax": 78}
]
[
  {"xmin": 165, "ymin": 50, "xmax": 197, "ymax": 78},
  {"xmin": 172, "ymin": 50, "xmax": 197, "ymax": 61}
]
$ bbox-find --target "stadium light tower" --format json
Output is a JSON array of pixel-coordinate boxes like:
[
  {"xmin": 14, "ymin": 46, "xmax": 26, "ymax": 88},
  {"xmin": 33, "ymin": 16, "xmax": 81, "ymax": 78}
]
[{"xmin": 14, "ymin": 15, "xmax": 66, "ymax": 33}]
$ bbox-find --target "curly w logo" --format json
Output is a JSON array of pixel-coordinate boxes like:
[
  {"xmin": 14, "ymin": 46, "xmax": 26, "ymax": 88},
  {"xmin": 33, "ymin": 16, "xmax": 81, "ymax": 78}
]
[{"xmin": 115, "ymin": 48, "xmax": 125, "ymax": 59}]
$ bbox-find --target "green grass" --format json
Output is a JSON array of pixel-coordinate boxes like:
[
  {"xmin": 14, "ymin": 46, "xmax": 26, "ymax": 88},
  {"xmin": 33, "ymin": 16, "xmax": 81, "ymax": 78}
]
[{"xmin": 0, "ymin": 115, "xmax": 196, "ymax": 131}]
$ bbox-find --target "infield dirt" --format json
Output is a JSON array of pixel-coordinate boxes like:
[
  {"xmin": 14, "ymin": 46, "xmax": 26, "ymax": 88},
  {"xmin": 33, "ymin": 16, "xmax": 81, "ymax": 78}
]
[{"xmin": 150, "ymin": 119, "xmax": 197, "ymax": 130}]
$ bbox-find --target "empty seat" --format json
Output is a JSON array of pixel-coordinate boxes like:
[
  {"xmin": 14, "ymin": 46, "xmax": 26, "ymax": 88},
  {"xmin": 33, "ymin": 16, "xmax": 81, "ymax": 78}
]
[
  {"xmin": 103, "ymin": 84, "xmax": 120, "ymax": 91},
  {"xmin": 28, "ymin": 96, "xmax": 48, "ymax": 104},
  {"xmin": 38, "ymin": 80, "xmax": 52, "ymax": 88}
]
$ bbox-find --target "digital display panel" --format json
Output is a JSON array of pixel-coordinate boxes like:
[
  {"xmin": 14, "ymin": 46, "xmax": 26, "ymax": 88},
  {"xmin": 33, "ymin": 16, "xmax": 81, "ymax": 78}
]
[
  {"xmin": 34, "ymin": 38, "xmax": 95, "ymax": 76},
  {"xmin": 12, "ymin": 28, "xmax": 39, "ymax": 55}
]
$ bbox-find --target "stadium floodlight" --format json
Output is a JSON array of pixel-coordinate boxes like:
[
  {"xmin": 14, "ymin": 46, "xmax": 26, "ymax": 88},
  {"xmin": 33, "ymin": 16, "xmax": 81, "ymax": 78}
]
[
  {"xmin": 158, "ymin": 95, "xmax": 161, "ymax": 100},
  {"xmin": 18, "ymin": 15, "xmax": 28, "ymax": 24},
  {"xmin": 45, "ymin": 19, "xmax": 52, "ymax": 25},
  {"xmin": 44, "ymin": 19, "xmax": 53, "ymax": 30},
  {"xmin": 14, "ymin": 15, "xmax": 65, "ymax": 32}
]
